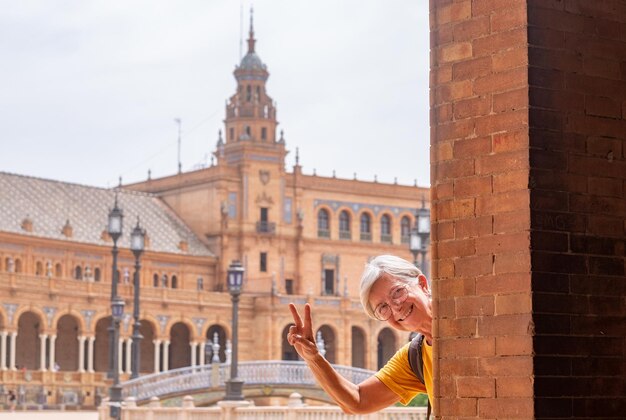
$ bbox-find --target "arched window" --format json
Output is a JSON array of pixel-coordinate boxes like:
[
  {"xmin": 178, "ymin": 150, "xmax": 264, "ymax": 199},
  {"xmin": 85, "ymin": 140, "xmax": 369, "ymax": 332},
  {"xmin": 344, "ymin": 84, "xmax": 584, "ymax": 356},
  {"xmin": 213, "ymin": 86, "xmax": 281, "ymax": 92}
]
[
  {"xmin": 380, "ymin": 214, "xmax": 392, "ymax": 243},
  {"xmin": 162, "ymin": 274, "xmax": 169, "ymax": 288},
  {"xmin": 246, "ymin": 85, "xmax": 252, "ymax": 101},
  {"xmin": 317, "ymin": 209, "xmax": 330, "ymax": 238},
  {"xmin": 94, "ymin": 267, "xmax": 101, "ymax": 282},
  {"xmin": 171, "ymin": 275, "xmax": 178, "ymax": 289},
  {"xmin": 74, "ymin": 265, "xmax": 82, "ymax": 280},
  {"xmin": 35, "ymin": 261, "xmax": 43, "ymax": 276},
  {"xmin": 14, "ymin": 258, "xmax": 22, "ymax": 273},
  {"xmin": 245, "ymin": 125, "xmax": 251, "ymax": 136},
  {"xmin": 339, "ymin": 211, "xmax": 351, "ymax": 240},
  {"xmin": 153, "ymin": 273, "xmax": 159, "ymax": 288},
  {"xmin": 360, "ymin": 213, "xmax": 372, "ymax": 241},
  {"xmin": 197, "ymin": 277, "xmax": 204, "ymax": 291},
  {"xmin": 351, "ymin": 326, "xmax": 366, "ymax": 368},
  {"xmin": 377, "ymin": 328, "xmax": 396, "ymax": 369},
  {"xmin": 401, "ymin": 216, "xmax": 411, "ymax": 244},
  {"xmin": 55, "ymin": 263, "xmax": 62, "ymax": 278}
]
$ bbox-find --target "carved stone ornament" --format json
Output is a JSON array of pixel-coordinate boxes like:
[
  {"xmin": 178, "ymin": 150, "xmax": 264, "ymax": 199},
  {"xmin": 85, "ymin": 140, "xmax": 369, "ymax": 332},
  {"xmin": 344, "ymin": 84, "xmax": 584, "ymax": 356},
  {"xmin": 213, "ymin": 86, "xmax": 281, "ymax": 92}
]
[
  {"xmin": 255, "ymin": 192, "xmax": 274, "ymax": 205},
  {"xmin": 259, "ymin": 170, "xmax": 270, "ymax": 185}
]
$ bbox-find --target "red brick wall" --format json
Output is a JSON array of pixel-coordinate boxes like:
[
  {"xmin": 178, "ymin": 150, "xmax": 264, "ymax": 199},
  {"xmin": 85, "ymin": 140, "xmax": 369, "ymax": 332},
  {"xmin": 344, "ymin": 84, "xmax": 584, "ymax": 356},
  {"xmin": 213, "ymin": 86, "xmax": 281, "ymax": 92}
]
[
  {"xmin": 528, "ymin": 1, "xmax": 626, "ymax": 418},
  {"xmin": 431, "ymin": 0, "xmax": 626, "ymax": 418},
  {"xmin": 430, "ymin": 0, "xmax": 534, "ymax": 418}
]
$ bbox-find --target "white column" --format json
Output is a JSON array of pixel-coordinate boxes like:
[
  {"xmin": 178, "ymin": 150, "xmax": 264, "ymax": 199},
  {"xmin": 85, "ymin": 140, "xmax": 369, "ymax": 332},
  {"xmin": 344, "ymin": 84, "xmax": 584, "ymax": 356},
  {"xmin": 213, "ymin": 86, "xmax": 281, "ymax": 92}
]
[
  {"xmin": 190, "ymin": 342, "xmax": 197, "ymax": 367},
  {"xmin": 39, "ymin": 334, "xmax": 48, "ymax": 371},
  {"xmin": 153, "ymin": 340, "xmax": 161, "ymax": 373},
  {"xmin": 163, "ymin": 340, "xmax": 170, "ymax": 372},
  {"xmin": 125, "ymin": 339, "xmax": 132, "ymax": 374},
  {"xmin": 87, "ymin": 336, "xmax": 95, "ymax": 373},
  {"xmin": 118, "ymin": 338, "xmax": 124, "ymax": 374},
  {"xmin": 10, "ymin": 332, "xmax": 17, "ymax": 370},
  {"xmin": 77, "ymin": 336, "xmax": 85, "ymax": 373},
  {"xmin": 1, "ymin": 331, "xmax": 7, "ymax": 370},
  {"xmin": 48, "ymin": 335, "xmax": 56, "ymax": 371},
  {"xmin": 199, "ymin": 342, "xmax": 205, "ymax": 366}
]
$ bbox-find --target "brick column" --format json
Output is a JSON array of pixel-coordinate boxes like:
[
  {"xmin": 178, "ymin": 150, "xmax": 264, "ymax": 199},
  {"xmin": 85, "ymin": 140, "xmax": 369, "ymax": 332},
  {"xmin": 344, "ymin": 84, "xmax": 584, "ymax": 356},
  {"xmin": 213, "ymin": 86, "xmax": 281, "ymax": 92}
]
[
  {"xmin": 526, "ymin": 1, "xmax": 626, "ymax": 418},
  {"xmin": 430, "ymin": 1, "xmax": 626, "ymax": 418}
]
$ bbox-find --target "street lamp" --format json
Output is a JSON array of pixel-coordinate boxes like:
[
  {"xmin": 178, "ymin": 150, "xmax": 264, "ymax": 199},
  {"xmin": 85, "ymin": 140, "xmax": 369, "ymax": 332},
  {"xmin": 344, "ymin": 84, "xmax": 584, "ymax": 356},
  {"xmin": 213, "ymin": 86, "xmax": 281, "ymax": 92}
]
[
  {"xmin": 130, "ymin": 218, "xmax": 146, "ymax": 379},
  {"xmin": 107, "ymin": 196, "xmax": 123, "ymax": 379},
  {"xmin": 109, "ymin": 295, "xmax": 125, "ymax": 420},
  {"xmin": 409, "ymin": 197, "xmax": 431, "ymax": 278},
  {"xmin": 224, "ymin": 260, "xmax": 245, "ymax": 401}
]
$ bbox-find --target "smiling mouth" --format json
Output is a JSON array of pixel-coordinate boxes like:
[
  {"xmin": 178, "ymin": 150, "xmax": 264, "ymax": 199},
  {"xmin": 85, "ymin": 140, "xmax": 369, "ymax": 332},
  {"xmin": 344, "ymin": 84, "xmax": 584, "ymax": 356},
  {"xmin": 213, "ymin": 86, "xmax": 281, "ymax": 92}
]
[{"xmin": 397, "ymin": 304, "xmax": 414, "ymax": 322}]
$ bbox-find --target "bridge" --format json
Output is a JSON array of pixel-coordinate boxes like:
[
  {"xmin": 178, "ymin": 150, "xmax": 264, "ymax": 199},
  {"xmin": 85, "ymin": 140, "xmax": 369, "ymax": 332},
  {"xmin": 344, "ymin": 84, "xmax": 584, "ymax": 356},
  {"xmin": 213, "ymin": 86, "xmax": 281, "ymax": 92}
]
[{"xmin": 121, "ymin": 361, "xmax": 374, "ymax": 406}]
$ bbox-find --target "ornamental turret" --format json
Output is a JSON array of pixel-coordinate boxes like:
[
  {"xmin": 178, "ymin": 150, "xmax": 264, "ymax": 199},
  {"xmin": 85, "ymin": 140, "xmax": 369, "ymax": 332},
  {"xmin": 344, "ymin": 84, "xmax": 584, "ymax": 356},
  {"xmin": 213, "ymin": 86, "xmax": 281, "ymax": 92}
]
[{"xmin": 219, "ymin": 9, "xmax": 279, "ymax": 157}]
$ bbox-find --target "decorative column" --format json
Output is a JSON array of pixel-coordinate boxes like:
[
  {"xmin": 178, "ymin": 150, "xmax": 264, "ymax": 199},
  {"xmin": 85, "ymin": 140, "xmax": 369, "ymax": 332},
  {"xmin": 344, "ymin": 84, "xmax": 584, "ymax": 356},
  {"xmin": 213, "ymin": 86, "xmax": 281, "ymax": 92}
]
[
  {"xmin": 125, "ymin": 339, "xmax": 132, "ymax": 374},
  {"xmin": 153, "ymin": 340, "xmax": 161, "ymax": 373},
  {"xmin": 225, "ymin": 340, "xmax": 232, "ymax": 365},
  {"xmin": 10, "ymin": 332, "xmax": 17, "ymax": 370},
  {"xmin": 0, "ymin": 331, "xmax": 7, "ymax": 370},
  {"xmin": 190, "ymin": 342, "xmax": 198, "ymax": 367},
  {"xmin": 48, "ymin": 335, "xmax": 57, "ymax": 372},
  {"xmin": 78, "ymin": 336, "xmax": 86, "ymax": 373},
  {"xmin": 199, "ymin": 342, "xmax": 205, "ymax": 366},
  {"xmin": 87, "ymin": 336, "xmax": 95, "ymax": 373},
  {"xmin": 162, "ymin": 340, "xmax": 170, "ymax": 372},
  {"xmin": 39, "ymin": 334, "xmax": 48, "ymax": 371}
]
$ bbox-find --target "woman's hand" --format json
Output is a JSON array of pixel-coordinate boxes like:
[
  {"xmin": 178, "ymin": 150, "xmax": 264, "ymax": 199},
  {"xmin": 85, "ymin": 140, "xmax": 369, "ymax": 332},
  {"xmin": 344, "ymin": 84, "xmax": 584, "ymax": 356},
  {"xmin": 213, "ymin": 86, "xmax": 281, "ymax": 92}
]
[{"xmin": 288, "ymin": 303, "xmax": 320, "ymax": 361}]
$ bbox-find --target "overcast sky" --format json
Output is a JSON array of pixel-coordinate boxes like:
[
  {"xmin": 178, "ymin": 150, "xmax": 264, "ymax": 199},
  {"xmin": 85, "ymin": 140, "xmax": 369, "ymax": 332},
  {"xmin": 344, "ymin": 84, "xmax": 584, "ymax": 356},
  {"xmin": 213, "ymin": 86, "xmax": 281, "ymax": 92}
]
[{"xmin": 0, "ymin": 1, "xmax": 430, "ymax": 189}]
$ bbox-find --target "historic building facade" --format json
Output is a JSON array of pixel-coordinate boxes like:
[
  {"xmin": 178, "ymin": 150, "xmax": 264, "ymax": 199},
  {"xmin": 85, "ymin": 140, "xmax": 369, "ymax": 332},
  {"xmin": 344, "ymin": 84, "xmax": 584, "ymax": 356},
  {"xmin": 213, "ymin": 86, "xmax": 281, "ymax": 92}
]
[{"xmin": 0, "ymin": 21, "xmax": 428, "ymax": 408}]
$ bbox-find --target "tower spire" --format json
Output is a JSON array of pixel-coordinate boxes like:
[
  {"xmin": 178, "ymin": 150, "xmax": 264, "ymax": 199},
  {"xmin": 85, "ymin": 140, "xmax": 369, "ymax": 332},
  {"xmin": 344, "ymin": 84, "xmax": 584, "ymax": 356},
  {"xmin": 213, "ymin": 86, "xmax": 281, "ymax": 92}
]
[{"xmin": 247, "ymin": 7, "xmax": 256, "ymax": 53}]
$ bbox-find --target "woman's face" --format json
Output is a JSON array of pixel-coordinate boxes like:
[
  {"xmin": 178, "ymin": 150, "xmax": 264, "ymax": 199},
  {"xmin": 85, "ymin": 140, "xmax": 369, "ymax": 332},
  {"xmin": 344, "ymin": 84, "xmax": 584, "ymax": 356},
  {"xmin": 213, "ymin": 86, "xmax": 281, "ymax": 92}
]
[{"xmin": 368, "ymin": 273, "xmax": 432, "ymax": 340}]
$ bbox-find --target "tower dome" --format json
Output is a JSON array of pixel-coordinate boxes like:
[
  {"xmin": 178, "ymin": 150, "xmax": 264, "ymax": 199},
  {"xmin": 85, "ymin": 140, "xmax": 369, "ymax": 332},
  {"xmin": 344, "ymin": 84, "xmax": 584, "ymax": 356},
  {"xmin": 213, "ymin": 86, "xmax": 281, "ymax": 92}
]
[{"xmin": 234, "ymin": 9, "xmax": 269, "ymax": 82}]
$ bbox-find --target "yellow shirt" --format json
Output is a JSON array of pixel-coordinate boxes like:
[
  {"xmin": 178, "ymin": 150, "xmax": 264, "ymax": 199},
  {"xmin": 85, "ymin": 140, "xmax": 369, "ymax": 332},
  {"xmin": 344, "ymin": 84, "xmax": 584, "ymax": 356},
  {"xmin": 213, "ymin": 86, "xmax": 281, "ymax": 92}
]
[{"xmin": 374, "ymin": 340, "xmax": 433, "ymax": 405}]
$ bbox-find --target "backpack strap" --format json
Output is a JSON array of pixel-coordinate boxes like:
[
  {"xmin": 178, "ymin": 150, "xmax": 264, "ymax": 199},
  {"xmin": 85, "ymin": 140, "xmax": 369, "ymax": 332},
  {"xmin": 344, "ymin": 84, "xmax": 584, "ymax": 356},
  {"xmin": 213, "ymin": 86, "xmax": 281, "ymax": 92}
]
[
  {"xmin": 407, "ymin": 333, "xmax": 425, "ymax": 384},
  {"xmin": 408, "ymin": 333, "xmax": 431, "ymax": 418}
]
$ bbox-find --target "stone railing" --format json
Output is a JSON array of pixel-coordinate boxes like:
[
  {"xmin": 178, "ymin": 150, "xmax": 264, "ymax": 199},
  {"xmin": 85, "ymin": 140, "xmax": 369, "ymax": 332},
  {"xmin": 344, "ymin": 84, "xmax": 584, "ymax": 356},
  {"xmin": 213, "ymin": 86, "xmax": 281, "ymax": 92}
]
[
  {"xmin": 121, "ymin": 361, "xmax": 374, "ymax": 402},
  {"xmin": 100, "ymin": 393, "xmax": 428, "ymax": 420}
]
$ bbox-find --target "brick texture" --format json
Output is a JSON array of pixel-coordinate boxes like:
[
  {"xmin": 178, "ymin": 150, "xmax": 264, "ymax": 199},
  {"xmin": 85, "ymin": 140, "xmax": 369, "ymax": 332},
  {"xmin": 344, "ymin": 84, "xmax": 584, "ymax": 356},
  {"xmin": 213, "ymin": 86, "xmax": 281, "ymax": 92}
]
[
  {"xmin": 431, "ymin": 0, "xmax": 626, "ymax": 418},
  {"xmin": 431, "ymin": 0, "xmax": 533, "ymax": 417}
]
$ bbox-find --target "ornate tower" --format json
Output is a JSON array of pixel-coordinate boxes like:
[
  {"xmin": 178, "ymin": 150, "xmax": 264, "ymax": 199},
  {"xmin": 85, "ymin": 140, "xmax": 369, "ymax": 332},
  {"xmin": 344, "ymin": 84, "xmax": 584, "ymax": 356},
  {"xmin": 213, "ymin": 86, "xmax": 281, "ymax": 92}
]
[{"xmin": 216, "ymin": 11, "xmax": 285, "ymax": 166}]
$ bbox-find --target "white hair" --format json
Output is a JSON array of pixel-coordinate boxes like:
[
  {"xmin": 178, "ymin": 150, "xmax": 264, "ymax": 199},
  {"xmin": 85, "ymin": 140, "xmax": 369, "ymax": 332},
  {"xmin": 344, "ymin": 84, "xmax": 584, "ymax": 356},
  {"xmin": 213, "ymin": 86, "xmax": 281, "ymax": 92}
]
[{"xmin": 359, "ymin": 255, "xmax": 422, "ymax": 319}]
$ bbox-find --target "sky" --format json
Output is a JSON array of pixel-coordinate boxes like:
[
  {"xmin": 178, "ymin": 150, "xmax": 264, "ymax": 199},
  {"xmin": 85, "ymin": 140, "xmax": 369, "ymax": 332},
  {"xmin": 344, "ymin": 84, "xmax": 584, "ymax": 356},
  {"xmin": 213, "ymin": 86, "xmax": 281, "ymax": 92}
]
[{"xmin": 0, "ymin": 1, "xmax": 430, "ymax": 189}]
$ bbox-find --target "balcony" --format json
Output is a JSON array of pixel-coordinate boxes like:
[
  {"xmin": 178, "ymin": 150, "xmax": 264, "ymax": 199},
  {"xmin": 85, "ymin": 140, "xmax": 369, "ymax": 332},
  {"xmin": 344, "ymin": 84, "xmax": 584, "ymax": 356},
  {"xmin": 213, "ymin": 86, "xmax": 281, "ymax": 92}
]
[{"xmin": 256, "ymin": 221, "xmax": 276, "ymax": 234}]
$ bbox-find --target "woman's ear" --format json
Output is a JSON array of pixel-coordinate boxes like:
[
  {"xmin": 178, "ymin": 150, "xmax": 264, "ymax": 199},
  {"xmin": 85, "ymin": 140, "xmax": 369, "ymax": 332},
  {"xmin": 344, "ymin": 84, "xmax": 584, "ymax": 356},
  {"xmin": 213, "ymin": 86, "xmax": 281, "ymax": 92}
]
[{"xmin": 417, "ymin": 274, "xmax": 429, "ymax": 292}]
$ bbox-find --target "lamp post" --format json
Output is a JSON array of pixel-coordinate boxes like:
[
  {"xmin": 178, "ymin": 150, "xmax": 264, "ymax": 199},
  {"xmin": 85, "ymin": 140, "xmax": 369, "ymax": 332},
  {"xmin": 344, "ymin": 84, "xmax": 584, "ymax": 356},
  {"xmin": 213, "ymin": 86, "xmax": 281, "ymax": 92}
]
[
  {"xmin": 409, "ymin": 197, "xmax": 431, "ymax": 279},
  {"xmin": 130, "ymin": 218, "xmax": 145, "ymax": 379},
  {"xmin": 109, "ymin": 296, "xmax": 125, "ymax": 420},
  {"xmin": 107, "ymin": 196, "xmax": 123, "ymax": 379},
  {"xmin": 224, "ymin": 260, "xmax": 245, "ymax": 401}
]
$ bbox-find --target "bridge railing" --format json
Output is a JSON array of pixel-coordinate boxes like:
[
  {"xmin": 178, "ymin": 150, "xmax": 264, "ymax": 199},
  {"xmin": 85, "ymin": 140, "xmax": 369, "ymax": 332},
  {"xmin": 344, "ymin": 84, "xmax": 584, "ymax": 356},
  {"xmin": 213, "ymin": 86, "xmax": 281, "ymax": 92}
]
[{"xmin": 121, "ymin": 361, "xmax": 375, "ymax": 402}]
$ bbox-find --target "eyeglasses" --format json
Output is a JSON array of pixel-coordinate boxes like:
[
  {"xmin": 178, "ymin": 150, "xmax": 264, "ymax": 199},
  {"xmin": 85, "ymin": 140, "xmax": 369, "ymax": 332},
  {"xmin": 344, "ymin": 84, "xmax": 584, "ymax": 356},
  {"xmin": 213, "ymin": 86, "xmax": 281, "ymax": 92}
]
[{"xmin": 373, "ymin": 284, "xmax": 409, "ymax": 321}]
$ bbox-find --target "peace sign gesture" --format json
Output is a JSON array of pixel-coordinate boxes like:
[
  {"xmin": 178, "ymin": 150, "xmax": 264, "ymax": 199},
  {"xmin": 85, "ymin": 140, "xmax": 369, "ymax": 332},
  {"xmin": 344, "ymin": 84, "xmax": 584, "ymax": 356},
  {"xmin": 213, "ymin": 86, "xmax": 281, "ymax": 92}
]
[{"xmin": 288, "ymin": 303, "xmax": 319, "ymax": 361}]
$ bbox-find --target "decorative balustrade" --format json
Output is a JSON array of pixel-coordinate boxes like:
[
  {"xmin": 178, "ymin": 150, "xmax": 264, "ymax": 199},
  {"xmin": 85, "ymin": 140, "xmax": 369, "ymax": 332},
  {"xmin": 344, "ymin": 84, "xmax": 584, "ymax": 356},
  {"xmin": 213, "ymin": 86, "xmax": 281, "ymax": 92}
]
[
  {"xmin": 100, "ymin": 393, "xmax": 428, "ymax": 420},
  {"xmin": 121, "ymin": 361, "xmax": 374, "ymax": 402}
]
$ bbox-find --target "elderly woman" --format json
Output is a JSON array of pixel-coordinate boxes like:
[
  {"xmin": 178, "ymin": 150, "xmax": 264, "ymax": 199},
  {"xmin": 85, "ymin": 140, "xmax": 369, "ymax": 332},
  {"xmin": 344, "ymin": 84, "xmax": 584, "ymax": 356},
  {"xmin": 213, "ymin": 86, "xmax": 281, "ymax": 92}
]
[{"xmin": 288, "ymin": 254, "xmax": 433, "ymax": 414}]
